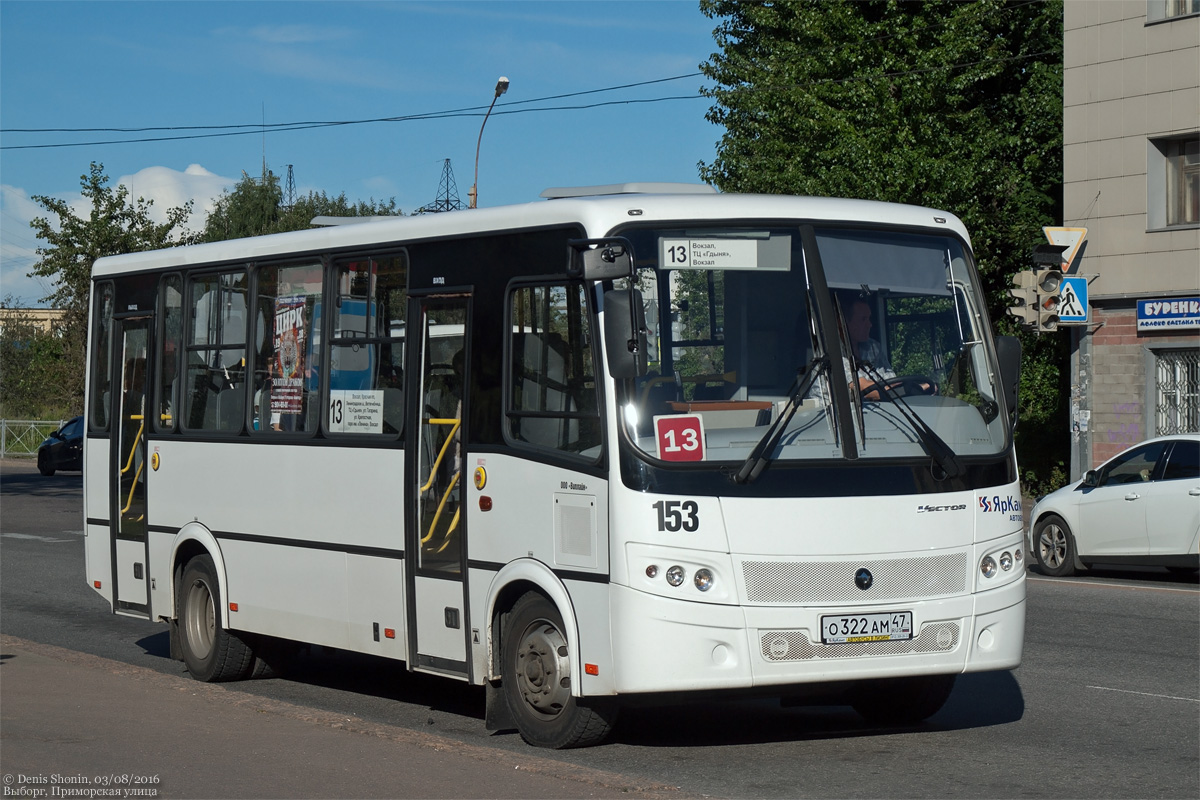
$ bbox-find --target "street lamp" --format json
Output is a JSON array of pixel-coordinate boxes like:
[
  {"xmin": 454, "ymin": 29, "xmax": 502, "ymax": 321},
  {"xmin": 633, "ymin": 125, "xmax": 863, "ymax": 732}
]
[{"xmin": 469, "ymin": 76, "xmax": 509, "ymax": 209}]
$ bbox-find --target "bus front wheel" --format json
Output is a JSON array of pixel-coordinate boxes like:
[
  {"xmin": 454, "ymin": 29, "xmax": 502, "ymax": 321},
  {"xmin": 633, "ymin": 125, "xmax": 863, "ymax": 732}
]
[
  {"xmin": 501, "ymin": 591, "xmax": 617, "ymax": 749},
  {"xmin": 178, "ymin": 554, "xmax": 254, "ymax": 682}
]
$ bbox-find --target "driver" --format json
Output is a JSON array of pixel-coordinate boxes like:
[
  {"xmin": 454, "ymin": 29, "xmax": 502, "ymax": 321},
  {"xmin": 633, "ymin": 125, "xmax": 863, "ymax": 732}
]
[
  {"xmin": 846, "ymin": 297, "xmax": 893, "ymax": 385},
  {"xmin": 844, "ymin": 295, "xmax": 934, "ymax": 400}
]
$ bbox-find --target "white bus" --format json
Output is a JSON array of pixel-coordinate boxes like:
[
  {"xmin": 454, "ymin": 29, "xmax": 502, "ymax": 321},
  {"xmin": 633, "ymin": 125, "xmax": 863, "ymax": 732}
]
[{"xmin": 84, "ymin": 183, "xmax": 1026, "ymax": 748}]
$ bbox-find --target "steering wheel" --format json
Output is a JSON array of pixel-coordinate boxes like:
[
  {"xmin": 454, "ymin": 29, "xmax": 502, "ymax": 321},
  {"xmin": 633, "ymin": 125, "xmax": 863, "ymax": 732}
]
[{"xmin": 859, "ymin": 374, "xmax": 937, "ymax": 400}]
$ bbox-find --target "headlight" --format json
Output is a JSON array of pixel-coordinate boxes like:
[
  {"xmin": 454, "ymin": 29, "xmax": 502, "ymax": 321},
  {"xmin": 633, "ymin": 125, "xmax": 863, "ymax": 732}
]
[
  {"xmin": 665, "ymin": 565, "xmax": 686, "ymax": 587},
  {"xmin": 999, "ymin": 551, "xmax": 1014, "ymax": 571},
  {"xmin": 694, "ymin": 568, "xmax": 714, "ymax": 592},
  {"xmin": 980, "ymin": 556, "xmax": 998, "ymax": 579}
]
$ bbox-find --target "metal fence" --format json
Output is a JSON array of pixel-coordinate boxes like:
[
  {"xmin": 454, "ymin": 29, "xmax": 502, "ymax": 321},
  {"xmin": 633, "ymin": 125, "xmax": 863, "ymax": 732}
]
[{"xmin": 0, "ymin": 420, "xmax": 65, "ymax": 459}]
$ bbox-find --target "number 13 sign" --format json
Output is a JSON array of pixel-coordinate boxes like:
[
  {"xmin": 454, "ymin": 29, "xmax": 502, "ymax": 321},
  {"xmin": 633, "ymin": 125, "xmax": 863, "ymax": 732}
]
[{"xmin": 654, "ymin": 414, "xmax": 706, "ymax": 462}]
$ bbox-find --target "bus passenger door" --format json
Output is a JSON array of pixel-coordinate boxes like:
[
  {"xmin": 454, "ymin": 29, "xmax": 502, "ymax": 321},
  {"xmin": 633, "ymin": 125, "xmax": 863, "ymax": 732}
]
[
  {"xmin": 405, "ymin": 295, "xmax": 471, "ymax": 678},
  {"xmin": 111, "ymin": 316, "xmax": 152, "ymax": 617}
]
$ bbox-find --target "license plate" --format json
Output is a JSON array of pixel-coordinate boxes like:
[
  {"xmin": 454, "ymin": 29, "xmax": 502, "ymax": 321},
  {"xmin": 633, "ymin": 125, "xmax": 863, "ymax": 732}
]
[{"xmin": 821, "ymin": 611, "xmax": 913, "ymax": 644}]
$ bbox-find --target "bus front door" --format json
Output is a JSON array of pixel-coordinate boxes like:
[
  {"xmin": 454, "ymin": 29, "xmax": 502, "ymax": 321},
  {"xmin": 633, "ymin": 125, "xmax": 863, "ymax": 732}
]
[
  {"xmin": 110, "ymin": 316, "xmax": 152, "ymax": 617},
  {"xmin": 405, "ymin": 295, "xmax": 471, "ymax": 678}
]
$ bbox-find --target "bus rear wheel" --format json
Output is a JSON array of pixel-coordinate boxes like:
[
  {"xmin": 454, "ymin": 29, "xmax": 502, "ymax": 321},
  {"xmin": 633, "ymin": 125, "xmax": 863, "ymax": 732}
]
[
  {"xmin": 502, "ymin": 592, "xmax": 617, "ymax": 749},
  {"xmin": 178, "ymin": 554, "xmax": 254, "ymax": 682},
  {"xmin": 851, "ymin": 674, "xmax": 956, "ymax": 725}
]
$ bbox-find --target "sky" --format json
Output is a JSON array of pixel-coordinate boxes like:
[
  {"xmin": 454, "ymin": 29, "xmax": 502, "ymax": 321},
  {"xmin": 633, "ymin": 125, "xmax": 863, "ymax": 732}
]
[{"xmin": 0, "ymin": 0, "xmax": 723, "ymax": 307}]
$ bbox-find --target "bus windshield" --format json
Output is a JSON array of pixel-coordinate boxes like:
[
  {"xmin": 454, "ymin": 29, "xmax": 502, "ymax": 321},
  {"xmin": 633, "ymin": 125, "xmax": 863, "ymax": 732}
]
[{"xmin": 617, "ymin": 224, "xmax": 1008, "ymax": 466}]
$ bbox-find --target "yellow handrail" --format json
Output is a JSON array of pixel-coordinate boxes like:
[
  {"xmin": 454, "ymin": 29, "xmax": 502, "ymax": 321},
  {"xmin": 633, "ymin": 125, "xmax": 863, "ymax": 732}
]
[
  {"xmin": 120, "ymin": 415, "xmax": 145, "ymax": 476},
  {"xmin": 421, "ymin": 471, "xmax": 461, "ymax": 547},
  {"xmin": 121, "ymin": 460, "xmax": 145, "ymax": 516},
  {"xmin": 419, "ymin": 418, "xmax": 460, "ymax": 493}
]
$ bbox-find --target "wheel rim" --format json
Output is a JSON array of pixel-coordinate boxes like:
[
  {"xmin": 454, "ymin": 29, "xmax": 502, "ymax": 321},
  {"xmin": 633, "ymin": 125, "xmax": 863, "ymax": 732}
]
[
  {"xmin": 1039, "ymin": 524, "xmax": 1067, "ymax": 568},
  {"xmin": 514, "ymin": 618, "xmax": 571, "ymax": 719},
  {"xmin": 184, "ymin": 578, "xmax": 216, "ymax": 659}
]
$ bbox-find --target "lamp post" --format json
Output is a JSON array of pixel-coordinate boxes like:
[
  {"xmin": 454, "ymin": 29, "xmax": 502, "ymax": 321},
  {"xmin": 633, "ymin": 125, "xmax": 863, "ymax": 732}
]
[{"xmin": 469, "ymin": 76, "xmax": 509, "ymax": 209}]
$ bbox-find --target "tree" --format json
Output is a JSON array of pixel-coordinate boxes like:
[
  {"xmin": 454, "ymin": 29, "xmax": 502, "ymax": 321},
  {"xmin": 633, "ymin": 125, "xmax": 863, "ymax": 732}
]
[
  {"xmin": 201, "ymin": 170, "xmax": 400, "ymax": 242},
  {"xmin": 21, "ymin": 163, "xmax": 197, "ymax": 414},
  {"xmin": 698, "ymin": 0, "xmax": 1067, "ymax": 492},
  {"xmin": 0, "ymin": 300, "xmax": 79, "ymax": 418}
]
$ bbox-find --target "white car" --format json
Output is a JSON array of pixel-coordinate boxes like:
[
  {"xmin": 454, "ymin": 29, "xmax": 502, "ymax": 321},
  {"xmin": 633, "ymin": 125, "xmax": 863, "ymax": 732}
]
[{"xmin": 1028, "ymin": 434, "xmax": 1200, "ymax": 576}]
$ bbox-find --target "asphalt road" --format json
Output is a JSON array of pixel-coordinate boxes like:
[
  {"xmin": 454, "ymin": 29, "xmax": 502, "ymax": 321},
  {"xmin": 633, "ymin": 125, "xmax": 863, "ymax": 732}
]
[{"xmin": 2, "ymin": 459, "xmax": 1197, "ymax": 799}]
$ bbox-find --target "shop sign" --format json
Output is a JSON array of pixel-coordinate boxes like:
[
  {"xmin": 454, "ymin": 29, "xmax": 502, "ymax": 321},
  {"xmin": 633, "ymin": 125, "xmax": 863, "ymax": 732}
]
[{"xmin": 1136, "ymin": 297, "xmax": 1200, "ymax": 331}]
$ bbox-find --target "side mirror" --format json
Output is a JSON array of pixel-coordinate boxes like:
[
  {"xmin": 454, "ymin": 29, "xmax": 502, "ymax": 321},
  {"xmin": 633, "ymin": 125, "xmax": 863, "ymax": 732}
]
[
  {"xmin": 1082, "ymin": 469, "xmax": 1099, "ymax": 488},
  {"xmin": 996, "ymin": 335, "xmax": 1021, "ymax": 419},
  {"xmin": 569, "ymin": 238, "xmax": 634, "ymax": 281},
  {"xmin": 604, "ymin": 289, "xmax": 648, "ymax": 379}
]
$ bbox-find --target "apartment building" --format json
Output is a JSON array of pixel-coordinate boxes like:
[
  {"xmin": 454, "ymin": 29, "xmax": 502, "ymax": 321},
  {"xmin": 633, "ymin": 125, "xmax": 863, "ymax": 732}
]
[{"xmin": 1062, "ymin": 0, "xmax": 1199, "ymax": 476}]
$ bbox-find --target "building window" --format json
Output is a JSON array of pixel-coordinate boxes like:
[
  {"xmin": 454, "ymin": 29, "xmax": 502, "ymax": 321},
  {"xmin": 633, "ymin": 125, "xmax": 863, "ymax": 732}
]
[
  {"xmin": 1148, "ymin": 135, "xmax": 1200, "ymax": 229},
  {"xmin": 1166, "ymin": 138, "xmax": 1200, "ymax": 226},
  {"xmin": 1147, "ymin": 0, "xmax": 1200, "ymax": 22},
  {"xmin": 1155, "ymin": 348, "xmax": 1199, "ymax": 436}
]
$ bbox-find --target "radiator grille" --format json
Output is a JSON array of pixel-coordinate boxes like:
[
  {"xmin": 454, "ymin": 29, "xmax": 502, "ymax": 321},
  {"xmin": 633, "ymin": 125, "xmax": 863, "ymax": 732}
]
[
  {"xmin": 760, "ymin": 622, "xmax": 960, "ymax": 661},
  {"xmin": 742, "ymin": 553, "xmax": 967, "ymax": 604}
]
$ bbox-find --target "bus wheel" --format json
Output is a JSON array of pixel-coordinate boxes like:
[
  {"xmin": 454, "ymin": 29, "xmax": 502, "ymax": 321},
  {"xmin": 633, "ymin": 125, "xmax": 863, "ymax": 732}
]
[
  {"xmin": 178, "ymin": 554, "xmax": 254, "ymax": 682},
  {"xmin": 851, "ymin": 674, "xmax": 956, "ymax": 724},
  {"xmin": 502, "ymin": 592, "xmax": 617, "ymax": 749}
]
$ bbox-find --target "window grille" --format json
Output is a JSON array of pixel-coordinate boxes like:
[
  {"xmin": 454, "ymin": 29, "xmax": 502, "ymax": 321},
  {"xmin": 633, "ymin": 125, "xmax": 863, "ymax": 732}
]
[{"xmin": 1155, "ymin": 348, "xmax": 1200, "ymax": 435}]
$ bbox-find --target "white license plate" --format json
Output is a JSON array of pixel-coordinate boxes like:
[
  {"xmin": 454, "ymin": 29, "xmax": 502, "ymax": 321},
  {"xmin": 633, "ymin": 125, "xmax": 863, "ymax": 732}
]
[{"xmin": 821, "ymin": 611, "xmax": 913, "ymax": 644}]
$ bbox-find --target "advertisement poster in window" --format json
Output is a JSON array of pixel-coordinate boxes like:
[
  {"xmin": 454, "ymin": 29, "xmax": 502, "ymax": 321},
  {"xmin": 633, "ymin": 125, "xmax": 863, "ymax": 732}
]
[{"xmin": 272, "ymin": 295, "xmax": 306, "ymax": 416}]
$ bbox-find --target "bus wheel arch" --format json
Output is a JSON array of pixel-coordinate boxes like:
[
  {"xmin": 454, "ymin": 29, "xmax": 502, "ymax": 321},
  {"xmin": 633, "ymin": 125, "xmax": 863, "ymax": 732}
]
[{"xmin": 499, "ymin": 590, "xmax": 618, "ymax": 748}]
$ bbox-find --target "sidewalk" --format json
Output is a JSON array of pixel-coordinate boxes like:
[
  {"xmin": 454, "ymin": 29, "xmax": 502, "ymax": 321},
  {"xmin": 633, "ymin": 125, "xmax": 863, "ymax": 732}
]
[{"xmin": 0, "ymin": 636, "xmax": 684, "ymax": 800}]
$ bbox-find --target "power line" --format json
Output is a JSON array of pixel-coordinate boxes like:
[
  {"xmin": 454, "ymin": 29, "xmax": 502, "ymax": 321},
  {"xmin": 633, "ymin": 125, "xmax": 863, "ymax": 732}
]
[
  {"xmin": 0, "ymin": 44, "xmax": 1059, "ymax": 152},
  {"xmin": 1, "ymin": 74, "xmax": 705, "ymax": 135}
]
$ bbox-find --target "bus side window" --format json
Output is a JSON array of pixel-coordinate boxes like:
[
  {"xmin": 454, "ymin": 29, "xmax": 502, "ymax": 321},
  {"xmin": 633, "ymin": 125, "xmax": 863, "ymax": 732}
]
[
  {"xmin": 89, "ymin": 282, "xmax": 114, "ymax": 431},
  {"xmin": 251, "ymin": 262, "xmax": 323, "ymax": 434},
  {"xmin": 328, "ymin": 253, "xmax": 407, "ymax": 437},
  {"xmin": 506, "ymin": 282, "xmax": 601, "ymax": 457},
  {"xmin": 184, "ymin": 271, "xmax": 248, "ymax": 433}
]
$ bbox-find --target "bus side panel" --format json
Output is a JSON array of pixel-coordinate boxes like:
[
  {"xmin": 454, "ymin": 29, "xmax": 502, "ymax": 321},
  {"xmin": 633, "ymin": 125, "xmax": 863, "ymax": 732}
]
[
  {"xmin": 147, "ymin": 439, "xmax": 405, "ymax": 654},
  {"xmin": 84, "ymin": 436, "xmax": 113, "ymax": 608},
  {"xmin": 345, "ymin": 554, "xmax": 407, "ymax": 659},
  {"xmin": 467, "ymin": 452, "xmax": 614, "ymax": 695}
]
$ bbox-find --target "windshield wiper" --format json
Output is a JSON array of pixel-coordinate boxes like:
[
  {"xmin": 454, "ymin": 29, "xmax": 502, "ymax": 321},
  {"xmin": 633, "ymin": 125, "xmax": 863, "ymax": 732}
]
[
  {"xmin": 857, "ymin": 361, "xmax": 964, "ymax": 479},
  {"xmin": 733, "ymin": 356, "xmax": 828, "ymax": 484}
]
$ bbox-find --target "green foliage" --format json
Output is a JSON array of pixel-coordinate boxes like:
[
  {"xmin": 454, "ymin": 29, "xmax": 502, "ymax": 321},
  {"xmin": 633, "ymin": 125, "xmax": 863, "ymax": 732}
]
[
  {"xmin": 16, "ymin": 163, "xmax": 196, "ymax": 419},
  {"xmin": 201, "ymin": 171, "xmax": 400, "ymax": 242},
  {"xmin": 698, "ymin": 0, "xmax": 1067, "ymax": 489},
  {"xmin": 29, "ymin": 162, "xmax": 197, "ymax": 335},
  {"xmin": 0, "ymin": 300, "xmax": 82, "ymax": 418}
]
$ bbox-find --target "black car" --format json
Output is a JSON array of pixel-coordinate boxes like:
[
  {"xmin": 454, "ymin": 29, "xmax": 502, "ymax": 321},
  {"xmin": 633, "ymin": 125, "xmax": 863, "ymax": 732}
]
[{"xmin": 37, "ymin": 416, "xmax": 84, "ymax": 476}]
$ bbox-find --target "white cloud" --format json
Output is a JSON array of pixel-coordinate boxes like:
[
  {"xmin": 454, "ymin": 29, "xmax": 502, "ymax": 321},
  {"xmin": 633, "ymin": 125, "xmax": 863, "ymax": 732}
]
[
  {"xmin": 117, "ymin": 164, "xmax": 233, "ymax": 230},
  {"xmin": 0, "ymin": 165, "xmax": 235, "ymax": 307}
]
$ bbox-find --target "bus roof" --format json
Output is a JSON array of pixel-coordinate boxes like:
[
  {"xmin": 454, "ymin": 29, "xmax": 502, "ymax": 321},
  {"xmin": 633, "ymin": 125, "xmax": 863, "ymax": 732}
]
[{"xmin": 91, "ymin": 186, "xmax": 971, "ymax": 277}]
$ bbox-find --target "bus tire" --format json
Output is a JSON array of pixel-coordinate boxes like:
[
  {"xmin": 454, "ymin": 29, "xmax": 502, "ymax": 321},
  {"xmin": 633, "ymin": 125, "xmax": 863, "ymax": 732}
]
[
  {"xmin": 851, "ymin": 674, "xmax": 956, "ymax": 724},
  {"xmin": 502, "ymin": 591, "xmax": 618, "ymax": 749},
  {"xmin": 178, "ymin": 554, "xmax": 254, "ymax": 682}
]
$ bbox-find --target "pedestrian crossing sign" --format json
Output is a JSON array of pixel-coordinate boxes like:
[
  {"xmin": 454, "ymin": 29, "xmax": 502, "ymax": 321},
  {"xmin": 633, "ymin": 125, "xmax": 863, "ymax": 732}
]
[{"xmin": 1059, "ymin": 276, "xmax": 1088, "ymax": 324}]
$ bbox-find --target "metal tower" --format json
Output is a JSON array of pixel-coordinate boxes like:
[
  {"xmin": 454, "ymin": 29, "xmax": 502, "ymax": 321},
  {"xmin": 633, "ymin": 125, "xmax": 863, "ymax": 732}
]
[
  {"xmin": 420, "ymin": 159, "xmax": 464, "ymax": 213},
  {"xmin": 283, "ymin": 165, "xmax": 297, "ymax": 211}
]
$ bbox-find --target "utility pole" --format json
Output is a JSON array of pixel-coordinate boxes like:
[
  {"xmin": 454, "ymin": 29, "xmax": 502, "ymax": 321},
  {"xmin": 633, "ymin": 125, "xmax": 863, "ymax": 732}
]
[
  {"xmin": 419, "ymin": 159, "xmax": 465, "ymax": 213},
  {"xmin": 284, "ymin": 165, "xmax": 296, "ymax": 211}
]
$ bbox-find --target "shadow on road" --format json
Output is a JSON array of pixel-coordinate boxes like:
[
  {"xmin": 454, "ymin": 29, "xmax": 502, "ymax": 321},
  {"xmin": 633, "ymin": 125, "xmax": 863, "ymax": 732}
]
[
  {"xmin": 0, "ymin": 465, "xmax": 82, "ymax": 498},
  {"xmin": 136, "ymin": 622, "xmax": 1024, "ymax": 749}
]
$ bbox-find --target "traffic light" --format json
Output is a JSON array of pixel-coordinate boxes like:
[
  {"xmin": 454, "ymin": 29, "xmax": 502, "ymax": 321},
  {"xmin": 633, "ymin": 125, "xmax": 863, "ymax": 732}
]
[
  {"xmin": 1034, "ymin": 268, "xmax": 1063, "ymax": 332},
  {"xmin": 1007, "ymin": 270, "xmax": 1038, "ymax": 329},
  {"xmin": 1027, "ymin": 243, "xmax": 1069, "ymax": 333}
]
